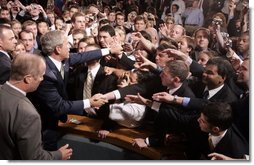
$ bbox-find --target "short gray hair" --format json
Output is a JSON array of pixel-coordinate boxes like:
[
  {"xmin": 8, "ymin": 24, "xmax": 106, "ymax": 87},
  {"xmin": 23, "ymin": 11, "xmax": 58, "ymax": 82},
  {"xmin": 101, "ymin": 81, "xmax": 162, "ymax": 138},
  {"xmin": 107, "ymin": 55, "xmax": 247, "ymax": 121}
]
[{"xmin": 40, "ymin": 30, "xmax": 65, "ymax": 55}]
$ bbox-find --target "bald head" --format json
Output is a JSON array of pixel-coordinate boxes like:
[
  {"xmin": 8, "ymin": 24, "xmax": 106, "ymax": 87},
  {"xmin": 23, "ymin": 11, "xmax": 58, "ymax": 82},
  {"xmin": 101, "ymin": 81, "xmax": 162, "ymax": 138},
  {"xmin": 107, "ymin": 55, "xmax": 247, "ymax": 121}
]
[{"xmin": 10, "ymin": 53, "xmax": 45, "ymax": 81}]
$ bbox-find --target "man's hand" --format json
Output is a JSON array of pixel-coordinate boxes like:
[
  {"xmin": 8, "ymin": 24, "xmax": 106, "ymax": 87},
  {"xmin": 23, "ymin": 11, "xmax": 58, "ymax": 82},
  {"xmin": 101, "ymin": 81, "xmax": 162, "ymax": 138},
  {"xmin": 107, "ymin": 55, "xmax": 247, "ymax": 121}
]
[
  {"xmin": 97, "ymin": 130, "xmax": 110, "ymax": 139},
  {"xmin": 90, "ymin": 94, "xmax": 108, "ymax": 109},
  {"xmin": 125, "ymin": 93, "xmax": 152, "ymax": 106},
  {"xmin": 58, "ymin": 144, "xmax": 73, "ymax": 160},
  {"xmin": 152, "ymin": 92, "xmax": 174, "ymax": 103},
  {"xmin": 208, "ymin": 152, "xmax": 234, "ymax": 160},
  {"xmin": 106, "ymin": 39, "xmax": 123, "ymax": 56},
  {"xmin": 132, "ymin": 138, "xmax": 148, "ymax": 149}
]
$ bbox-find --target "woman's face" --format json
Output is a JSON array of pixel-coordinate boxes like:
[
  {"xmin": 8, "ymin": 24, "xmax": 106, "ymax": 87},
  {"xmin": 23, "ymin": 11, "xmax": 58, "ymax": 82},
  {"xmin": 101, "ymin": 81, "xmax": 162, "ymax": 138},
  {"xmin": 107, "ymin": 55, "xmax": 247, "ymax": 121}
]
[{"xmin": 12, "ymin": 43, "xmax": 26, "ymax": 58}]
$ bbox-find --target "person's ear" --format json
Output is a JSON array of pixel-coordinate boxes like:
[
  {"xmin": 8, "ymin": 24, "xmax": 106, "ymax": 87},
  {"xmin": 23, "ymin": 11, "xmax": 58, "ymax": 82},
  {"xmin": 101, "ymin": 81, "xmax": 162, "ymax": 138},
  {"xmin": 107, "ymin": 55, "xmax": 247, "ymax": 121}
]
[{"xmin": 24, "ymin": 75, "xmax": 33, "ymax": 84}]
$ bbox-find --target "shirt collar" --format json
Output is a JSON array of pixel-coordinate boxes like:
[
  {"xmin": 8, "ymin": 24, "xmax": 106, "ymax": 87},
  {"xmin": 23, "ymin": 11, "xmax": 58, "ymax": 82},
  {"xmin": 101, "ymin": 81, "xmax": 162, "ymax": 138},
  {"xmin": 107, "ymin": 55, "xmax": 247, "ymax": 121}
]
[
  {"xmin": 6, "ymin": 81, "xmax": 26, "ymax": 96},
  {"xmin": 48, "ymin": 56, "xmax": 62, "ymax": 72},
  {"xmin": 88, "ymin": 64, "xmax": 100, "ymax": 80},
  {"xmin": 168, "ymin": 83, "xmax": 183, "ymax": 95},
  {"xmin": 205, "ymin": 84, "xmax": 224, "ymax": 99},
  {"xmin": 209, "ymin": 129, "xmax": 227, "ymax": 148}
]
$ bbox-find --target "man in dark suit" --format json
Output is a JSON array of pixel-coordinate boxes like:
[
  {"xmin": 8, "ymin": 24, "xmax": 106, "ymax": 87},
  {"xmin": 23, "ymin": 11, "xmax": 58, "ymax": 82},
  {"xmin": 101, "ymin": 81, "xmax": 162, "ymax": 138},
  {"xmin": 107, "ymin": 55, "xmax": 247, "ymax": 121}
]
[
  {"xmin": 127, "ymin": 60, "xmax": 196, "ymax": 147},
  {"xmin": 0, "ymin": 25, "xmax": 17, "ymax": 84},
  {"xmin": 230, "ymin": 57, "xmax": 249, "ymax": 142},
  {"xmin": 72, "ymin": 44, "xmax": 118, "ymax": 118},
  {"xmin": 28, "ymin": 30, "xmax": 122, "ymax": 151},
  {"xmin": 0, "ymin": 53, "xmax": 72, "ymax": 160},
  {"xmin": 146, "ymin": 57, "xmax": 239, "ymax": 159},
  {"xmin": 197, "ymin": 102, "xmax": 248, "ymax": 159}
]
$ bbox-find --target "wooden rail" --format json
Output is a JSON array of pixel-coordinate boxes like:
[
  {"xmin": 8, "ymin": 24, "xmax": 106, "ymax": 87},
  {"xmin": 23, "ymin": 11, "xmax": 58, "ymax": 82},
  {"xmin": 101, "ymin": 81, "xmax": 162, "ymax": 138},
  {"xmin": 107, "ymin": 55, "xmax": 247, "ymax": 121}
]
[{"xmin": 58, "ymin": 115, "xmax": 186, "ymax": 160}]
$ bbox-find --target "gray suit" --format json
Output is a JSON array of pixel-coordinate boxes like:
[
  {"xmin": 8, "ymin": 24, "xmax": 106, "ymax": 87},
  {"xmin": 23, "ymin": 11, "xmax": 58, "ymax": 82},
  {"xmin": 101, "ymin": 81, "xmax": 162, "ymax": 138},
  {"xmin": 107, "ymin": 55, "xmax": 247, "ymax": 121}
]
[{"xmin": 0, "ymin": 83, "xmax": 61, "ymax": 160}]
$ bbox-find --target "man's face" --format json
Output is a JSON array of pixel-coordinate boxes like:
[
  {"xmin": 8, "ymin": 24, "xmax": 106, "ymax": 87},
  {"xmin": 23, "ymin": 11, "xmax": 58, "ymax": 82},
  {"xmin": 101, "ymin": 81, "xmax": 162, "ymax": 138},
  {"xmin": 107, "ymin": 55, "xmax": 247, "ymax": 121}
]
[
  {"xmin": 197, "ymin": 113, "xmax": 212, "ymax": 133},
  {"xmin": 98, "ymin": 31, "xmax": 114, "ymax": 48},
  {"xmin": 178, "ymin": 37, "xmax": 190, "ymax": 54},
  {"xmin": 73, "ymin": 33, "xmax": 84, "ymax": 48},
  {"xmin": 202, "ymin": 64, "xmax": 224, "ymax": 89},
  {"xmin": 160, "ymin": 66, "xmax": 175, "ymax": 88},
  {"xmin": 25, "ymin": 24, "xmax": 38, "ymax": 37},
  {"xmin": 20, "ymin": 32, "xmax": 34, "ymax": 52},
  {"xmin": 29, "ymin": 4, "xmax": 40, "ymax": 17},
  {"xmin": 134, "ymin": 20, "xmax": 146, "ymax": 32},
  {"xmin": 195, "ymin": 31, "xmax": 209, "ymax": 50},
  {"xmin": 72, "ymin": 16, "xmax": 86, "ymax": 30},
  {"xmin": 237, "ymin": 60, "xmax": 249, "ymax": 85},
  {"xmin": 155, "ymin": 50, "xmax": 173, "ymax": 68},
  {"xmin": 0, "ymin": 29, "xmax": 17, "ymax": 52},
  {"xmin": 237, "ymin": 34, "xmax": 249, "ymax": 54},
  {"xmin": 58, "ymin": 37, "xmax": 70, "ymax": 60},
  {"xmin": 108, "ymin": 12, "xmax": 116, "ymax": 22},
  {"xmin": 116, "ymin": 15, "xmax": 125, "ymax": 26},
  {"xmin": 0, "ymin": 9, "xmax": 11, "ymax": 20}
]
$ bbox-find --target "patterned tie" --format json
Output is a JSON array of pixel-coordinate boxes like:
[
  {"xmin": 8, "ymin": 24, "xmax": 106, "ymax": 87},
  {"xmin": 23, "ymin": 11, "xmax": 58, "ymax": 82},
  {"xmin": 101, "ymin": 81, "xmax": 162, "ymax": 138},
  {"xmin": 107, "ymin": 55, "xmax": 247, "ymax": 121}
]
[
  {"xmin": 60, "ymin": 63, "xmax": 64, "ymax": 79},
  {"xmin": 203, "ymin": 90, "xmax": 209, "ymax": 100},
  {"xmin": 83, "ymin": 70, "xmax": 93, "ymax": 99}
]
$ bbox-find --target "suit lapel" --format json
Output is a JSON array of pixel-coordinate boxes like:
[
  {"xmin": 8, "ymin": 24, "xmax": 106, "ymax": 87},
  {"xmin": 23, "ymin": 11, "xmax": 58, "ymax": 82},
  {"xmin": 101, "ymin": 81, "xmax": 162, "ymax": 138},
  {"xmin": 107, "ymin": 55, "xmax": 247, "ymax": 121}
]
[{"xmin": 45, "ymin": 57, "xmax": 63, "ymax": 80}]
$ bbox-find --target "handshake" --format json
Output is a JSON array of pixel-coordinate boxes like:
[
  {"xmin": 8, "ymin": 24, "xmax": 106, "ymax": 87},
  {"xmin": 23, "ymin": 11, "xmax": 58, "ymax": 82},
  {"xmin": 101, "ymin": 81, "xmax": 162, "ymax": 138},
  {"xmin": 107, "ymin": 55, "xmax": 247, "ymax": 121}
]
[{"xmin": 89, "ymin": 93, "xmax": 108, "ymax": 109}]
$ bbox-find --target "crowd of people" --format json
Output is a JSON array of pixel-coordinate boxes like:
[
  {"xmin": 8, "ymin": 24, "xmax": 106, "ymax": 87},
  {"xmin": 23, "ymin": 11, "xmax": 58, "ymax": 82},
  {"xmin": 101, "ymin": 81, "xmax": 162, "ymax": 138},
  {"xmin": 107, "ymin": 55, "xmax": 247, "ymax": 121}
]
[{"xmin": 0, "ymin": 0, "xmax": 249, "ymax": 160}]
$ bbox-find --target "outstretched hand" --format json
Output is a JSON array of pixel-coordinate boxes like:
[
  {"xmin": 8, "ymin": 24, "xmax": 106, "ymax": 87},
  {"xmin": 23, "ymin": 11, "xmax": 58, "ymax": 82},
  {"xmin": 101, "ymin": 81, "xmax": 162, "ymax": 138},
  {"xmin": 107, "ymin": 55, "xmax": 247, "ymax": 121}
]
[
  {"xmin": 90, "ymin": 93, "xmax": 108, "ymax": 109},
  {"xmin": 152, "ymin": 92, "xmax": 174, "ymax": 103},
  {"xmin": 125, "ymin": 93, "xmax": 152, "ymax": 106}
]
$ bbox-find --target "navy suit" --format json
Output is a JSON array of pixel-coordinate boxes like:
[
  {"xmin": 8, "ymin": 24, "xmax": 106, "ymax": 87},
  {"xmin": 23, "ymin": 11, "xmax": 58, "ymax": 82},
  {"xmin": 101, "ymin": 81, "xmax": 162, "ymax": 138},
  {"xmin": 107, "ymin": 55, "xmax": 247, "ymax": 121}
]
[
  {"xmin": 28, "ymin": 50, "xmax": 103, "ymax": 150},
  {"xmin": 0, "ymin": 52, "xmax": 11, "ymax": 85}
]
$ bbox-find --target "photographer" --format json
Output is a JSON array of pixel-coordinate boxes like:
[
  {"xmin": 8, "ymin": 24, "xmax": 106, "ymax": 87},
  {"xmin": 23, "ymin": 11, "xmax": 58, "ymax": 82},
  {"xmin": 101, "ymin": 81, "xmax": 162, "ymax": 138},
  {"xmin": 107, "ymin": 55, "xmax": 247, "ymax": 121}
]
[{"xmin": 15, "ymin": 1, "xmax": 51, "ymax": 25}]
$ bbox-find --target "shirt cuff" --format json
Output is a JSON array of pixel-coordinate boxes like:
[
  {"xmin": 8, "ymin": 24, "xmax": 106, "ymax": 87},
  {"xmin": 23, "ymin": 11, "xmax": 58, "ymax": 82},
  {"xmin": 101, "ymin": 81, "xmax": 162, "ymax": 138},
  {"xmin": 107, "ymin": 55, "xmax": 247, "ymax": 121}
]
[
  {"xmin": 151, "ymin": 101, "xmax": 161, "ymax": 112},
  {"xmin": 145, "ymin": 137, "xmax": 150, "ymax": 146},
  {"xmin": 182, "ymin": 97, "xmax": 190, "ymax": 107},
  {"xmin": 83, "ymin": 99, "xmax": 91, "ymax": 109},
  {"xmin": 101, "ymin": 48, "xmax": 110, "ymax": 56},
  {"xmin": 113, "ymin": 90, "xmax": 121, "ymax": 100},
  {"xmin": 185, "ymin": 57, "xmax": 193, "ymax": 66}
]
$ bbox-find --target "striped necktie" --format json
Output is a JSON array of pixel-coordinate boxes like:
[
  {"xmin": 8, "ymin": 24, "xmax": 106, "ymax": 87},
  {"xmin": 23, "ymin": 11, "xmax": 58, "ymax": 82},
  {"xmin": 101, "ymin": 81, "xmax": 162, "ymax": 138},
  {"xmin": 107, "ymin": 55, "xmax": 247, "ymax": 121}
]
[{"xmin": 83, "ymin": 70, "xmax": 93, "ymax": 99}]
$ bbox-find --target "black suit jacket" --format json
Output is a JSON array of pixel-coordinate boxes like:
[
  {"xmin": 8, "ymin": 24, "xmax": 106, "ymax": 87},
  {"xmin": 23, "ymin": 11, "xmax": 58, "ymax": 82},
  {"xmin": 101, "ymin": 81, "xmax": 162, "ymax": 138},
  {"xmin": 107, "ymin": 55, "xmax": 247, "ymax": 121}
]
[
  {"xmin": 231, "ymin": 93, "xmax": 249, "ymax": 142},
  {"xmin": 202, "ymin": 125, "xmax": 249, "ymax": 159},
  {"xmin": 73, "ymin": 65, "xmax": 118, "ymax": 100},
  {"xmin": 149, "ymin": 82, "xmax": 196, "ymax": 146},
  {"xmin": 0, "ymin": 52, "xmax": 11, "ymax": 84},
  {"xmin": 213, "ymin": 125, "xmax": 249, "ymax": 158},
  {"xmin": 69, "ymin": 64, "xmax": 118, "ymax": 121},
  {"xmin": 187, "ymin": 84, "xmax": 238, "ymax": 110},
  {"xmin": 28, "ymin": 50, "xmax": 103, "ymax": 130}
]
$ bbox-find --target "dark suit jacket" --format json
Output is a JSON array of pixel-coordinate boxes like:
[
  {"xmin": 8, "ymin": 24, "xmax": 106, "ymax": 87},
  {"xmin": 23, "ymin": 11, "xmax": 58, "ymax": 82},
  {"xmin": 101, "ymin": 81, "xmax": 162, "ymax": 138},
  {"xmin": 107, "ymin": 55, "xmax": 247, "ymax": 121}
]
[
  {"xmin": 203, "ymin": 125, "xmax": 249, "ymax": 159},
  {"xmin": 0, "ymin": 83, "xmax": 61, "ymax": 160},
  {"xmin": 73, "ymin": 65, "xmax": 118, "ymax": 100},
  {"xmin": 148, "ymin": 82, "xmax": 196, "ymax": 146},
  {"xmin": 231, "ymin": 93, "xmax": 249, "ymax": 142},
  {"xmin": 214, "ymin": 125, "xmax": 249, "ymax": 158},
  {"xmin": 187, "ymin": 83, "xmax": 238, "ymax": 110},
  {"xmin": 0, "ymin": 52, "xmax": 11, "ymax": 84},
  {"xmin": 73, "ymin": 64, "xmax": 118, "ymax": 117},
  {"xmin": 28, "ymin": 50, "xmax": 103, "ymax": 131}
]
